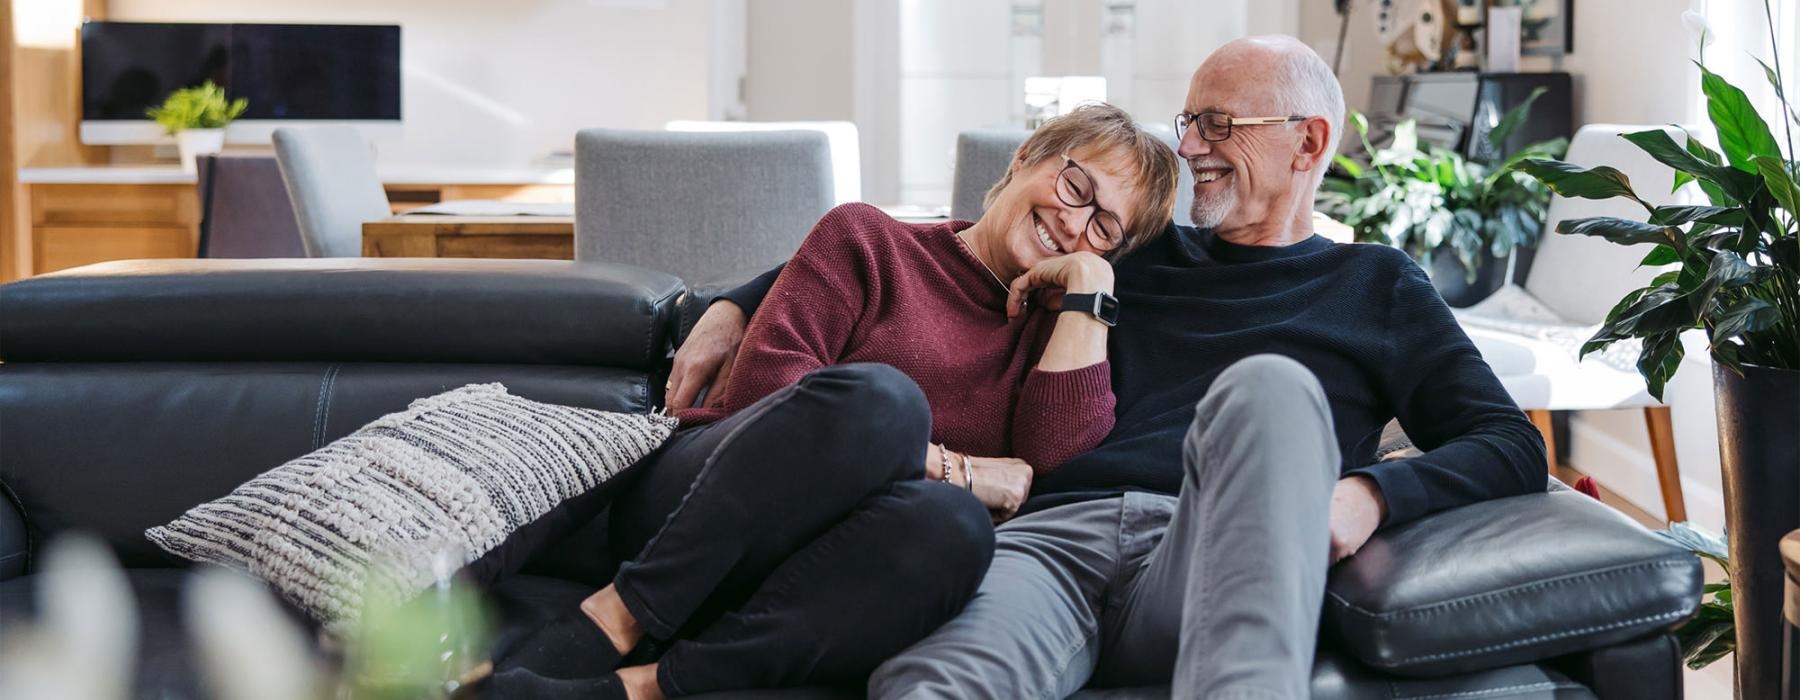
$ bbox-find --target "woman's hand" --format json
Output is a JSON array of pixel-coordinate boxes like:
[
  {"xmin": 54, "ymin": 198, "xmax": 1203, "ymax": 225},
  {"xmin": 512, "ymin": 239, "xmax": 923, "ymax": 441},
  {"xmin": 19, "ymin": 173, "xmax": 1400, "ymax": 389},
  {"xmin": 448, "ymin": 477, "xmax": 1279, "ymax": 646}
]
[
  {"xmin": 1006, "ymin": 251, "xmax": 1114, "ymax": 318},
  {"xmin": 964, "ymin": 455, "xmax": 1034, "ymax": 522}
]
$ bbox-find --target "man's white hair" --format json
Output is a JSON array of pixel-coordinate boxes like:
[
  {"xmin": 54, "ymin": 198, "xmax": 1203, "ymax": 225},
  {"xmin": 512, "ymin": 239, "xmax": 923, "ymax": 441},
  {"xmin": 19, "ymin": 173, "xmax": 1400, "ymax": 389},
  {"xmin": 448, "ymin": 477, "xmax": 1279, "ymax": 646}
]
[{"xmin": 1263, "ymin": 39, "xmax": 1346, "ymax": 190}]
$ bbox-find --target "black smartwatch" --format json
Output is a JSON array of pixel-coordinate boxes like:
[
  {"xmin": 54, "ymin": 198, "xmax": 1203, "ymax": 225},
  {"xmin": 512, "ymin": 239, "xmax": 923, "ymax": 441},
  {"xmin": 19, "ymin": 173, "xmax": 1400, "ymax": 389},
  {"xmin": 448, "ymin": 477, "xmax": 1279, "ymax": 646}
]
[{"xmin": 1059, "ymin": 292, "xmax": 1120, "ymax": 327}]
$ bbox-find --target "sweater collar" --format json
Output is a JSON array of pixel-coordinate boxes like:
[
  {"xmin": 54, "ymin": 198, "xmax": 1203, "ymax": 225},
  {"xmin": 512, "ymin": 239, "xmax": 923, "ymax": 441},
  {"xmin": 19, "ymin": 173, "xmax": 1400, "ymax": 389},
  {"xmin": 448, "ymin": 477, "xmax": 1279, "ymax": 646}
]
[
  {"xmin": 1173, "ymin": 224, "xmax": 1333, "ymax": 264},
  {"xmin": 937, "ymin": 219, "xmax": 1010, "ymax": 310}
]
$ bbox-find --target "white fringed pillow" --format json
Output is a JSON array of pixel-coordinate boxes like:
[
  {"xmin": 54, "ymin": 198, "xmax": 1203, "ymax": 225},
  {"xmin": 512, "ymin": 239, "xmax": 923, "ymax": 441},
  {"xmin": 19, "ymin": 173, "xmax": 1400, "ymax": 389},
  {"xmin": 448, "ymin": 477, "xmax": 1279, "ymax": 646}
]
[{"xmin": 147, "ymin": 383, "xmax": 676, "ymax": 633}]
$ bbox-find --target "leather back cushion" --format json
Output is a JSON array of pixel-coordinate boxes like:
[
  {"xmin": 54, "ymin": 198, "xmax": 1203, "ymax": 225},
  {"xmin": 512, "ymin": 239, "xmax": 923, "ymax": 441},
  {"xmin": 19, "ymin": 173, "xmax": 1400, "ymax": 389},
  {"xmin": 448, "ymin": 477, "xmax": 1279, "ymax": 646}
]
[
  {"xmin": 0, "ymin": 258, "xmax": 684, "ymax": 368},
  {"xmin": 0, "ymin": 362, "xmax": 651, "ymax": 568}
]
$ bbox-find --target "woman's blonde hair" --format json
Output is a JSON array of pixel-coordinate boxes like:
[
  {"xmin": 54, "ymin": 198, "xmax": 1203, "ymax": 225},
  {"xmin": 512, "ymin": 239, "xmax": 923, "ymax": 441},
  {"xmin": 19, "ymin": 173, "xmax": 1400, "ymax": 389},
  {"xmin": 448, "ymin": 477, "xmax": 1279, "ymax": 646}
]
[{"xmin": 983, "ymin": 103, "xmax": 1180, "ymax": 257}]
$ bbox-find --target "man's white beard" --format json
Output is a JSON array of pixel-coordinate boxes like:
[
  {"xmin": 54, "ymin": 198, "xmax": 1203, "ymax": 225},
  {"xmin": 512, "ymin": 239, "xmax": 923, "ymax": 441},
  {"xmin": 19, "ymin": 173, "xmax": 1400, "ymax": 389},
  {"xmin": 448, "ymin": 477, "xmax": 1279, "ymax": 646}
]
[{"xmin": 1189, "ymin": 187, "xmax": 1234, "ymax": 229}]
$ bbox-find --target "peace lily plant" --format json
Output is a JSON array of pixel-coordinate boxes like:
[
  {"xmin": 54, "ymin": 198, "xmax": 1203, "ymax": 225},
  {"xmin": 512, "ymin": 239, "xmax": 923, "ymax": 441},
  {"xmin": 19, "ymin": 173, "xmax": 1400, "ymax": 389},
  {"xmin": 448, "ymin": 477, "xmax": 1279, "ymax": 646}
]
[{"xmin": 1507, "ymin": 3, "xmax": 1798, "ymax": 680}]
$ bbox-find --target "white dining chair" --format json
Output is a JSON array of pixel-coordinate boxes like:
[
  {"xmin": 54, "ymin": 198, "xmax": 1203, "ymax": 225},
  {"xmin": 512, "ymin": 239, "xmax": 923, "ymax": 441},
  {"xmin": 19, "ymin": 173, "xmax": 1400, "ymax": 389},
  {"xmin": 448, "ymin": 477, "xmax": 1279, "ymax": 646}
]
[{"xmin": 1453, "ymin": 123, "xmax": 1700, "ymax": 522}]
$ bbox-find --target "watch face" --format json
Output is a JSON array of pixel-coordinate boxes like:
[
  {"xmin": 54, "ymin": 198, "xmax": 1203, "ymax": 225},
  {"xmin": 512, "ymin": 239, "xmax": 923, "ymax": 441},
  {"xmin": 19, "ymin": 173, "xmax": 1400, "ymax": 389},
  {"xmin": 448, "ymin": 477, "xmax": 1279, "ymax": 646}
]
[{"xmin": 1095, "ymin": 294, "xmax": 1120, "ymax": 324}]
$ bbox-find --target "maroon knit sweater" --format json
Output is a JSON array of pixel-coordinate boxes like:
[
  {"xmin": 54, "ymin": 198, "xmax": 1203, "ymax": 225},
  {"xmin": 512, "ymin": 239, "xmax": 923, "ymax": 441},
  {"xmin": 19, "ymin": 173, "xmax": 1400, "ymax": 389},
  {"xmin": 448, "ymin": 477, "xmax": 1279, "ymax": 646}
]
[{"xmin": 679, "ymin": 203, "xmax": 1114, "ymax": 472}]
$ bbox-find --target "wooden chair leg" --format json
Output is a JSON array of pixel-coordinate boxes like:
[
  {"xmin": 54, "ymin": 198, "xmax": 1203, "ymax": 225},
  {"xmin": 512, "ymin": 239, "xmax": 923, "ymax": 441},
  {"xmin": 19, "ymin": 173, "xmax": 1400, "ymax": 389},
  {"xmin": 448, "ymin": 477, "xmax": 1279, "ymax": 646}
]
[
  {"xmin": 1527, "ymin": 409, "xmax": 1558, "ymax": 475},
  {"xmin": 1644, "ymin": 405, "xmax": 1688, "ymax": 524}
]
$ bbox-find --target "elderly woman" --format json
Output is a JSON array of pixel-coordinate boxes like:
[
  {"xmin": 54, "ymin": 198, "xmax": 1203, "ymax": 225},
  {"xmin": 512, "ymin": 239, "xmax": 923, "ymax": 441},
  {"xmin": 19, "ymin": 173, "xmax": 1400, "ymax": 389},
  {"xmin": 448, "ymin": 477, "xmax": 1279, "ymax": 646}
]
[{"xmin": 496, "ymin": 103, "xmax": 1179, "ymax": 699}]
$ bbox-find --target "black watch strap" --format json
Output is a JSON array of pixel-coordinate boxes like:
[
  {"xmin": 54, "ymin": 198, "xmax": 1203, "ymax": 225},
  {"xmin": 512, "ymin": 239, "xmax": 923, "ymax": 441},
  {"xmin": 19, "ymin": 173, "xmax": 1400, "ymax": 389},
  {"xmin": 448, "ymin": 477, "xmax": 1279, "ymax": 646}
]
[{"xmin": 1059, "ymin": 292, "xmax": 1120, "ymax": 327}]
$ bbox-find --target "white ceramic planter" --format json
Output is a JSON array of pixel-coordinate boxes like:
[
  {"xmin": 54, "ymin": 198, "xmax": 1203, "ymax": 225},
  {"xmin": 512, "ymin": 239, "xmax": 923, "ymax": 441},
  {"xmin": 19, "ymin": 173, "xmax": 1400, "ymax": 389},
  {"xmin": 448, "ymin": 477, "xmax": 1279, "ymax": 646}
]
[{"xmin": 176, "ymin": 129, "xmax": 226, "ymax": 174}]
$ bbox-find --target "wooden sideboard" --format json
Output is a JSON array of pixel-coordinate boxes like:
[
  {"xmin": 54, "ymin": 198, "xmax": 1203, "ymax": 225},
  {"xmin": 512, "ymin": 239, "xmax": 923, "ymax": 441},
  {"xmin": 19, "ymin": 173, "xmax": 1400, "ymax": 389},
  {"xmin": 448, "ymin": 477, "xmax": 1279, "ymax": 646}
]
[{"xmin": 12, "ymin": 167, "xmax": 574, "ymax": 278}]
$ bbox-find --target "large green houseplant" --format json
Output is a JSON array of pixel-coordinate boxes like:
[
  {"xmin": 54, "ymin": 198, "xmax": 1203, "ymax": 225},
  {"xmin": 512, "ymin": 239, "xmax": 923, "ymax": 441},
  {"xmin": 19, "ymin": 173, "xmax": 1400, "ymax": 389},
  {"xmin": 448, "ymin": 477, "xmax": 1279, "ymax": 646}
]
[
  {"xmin": 1318, "ymin": 88, "xmax": 1566, "ymax": 304},
  {"xmin": 1509, "ymin": 4, "xmax": 1797, "ymax": 695}
]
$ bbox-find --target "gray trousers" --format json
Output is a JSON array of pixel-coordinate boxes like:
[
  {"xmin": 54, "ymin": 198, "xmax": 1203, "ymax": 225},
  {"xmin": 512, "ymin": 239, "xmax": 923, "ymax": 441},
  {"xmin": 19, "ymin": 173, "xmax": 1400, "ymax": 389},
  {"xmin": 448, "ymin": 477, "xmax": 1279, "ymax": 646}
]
[{"xmin": 869, "ymin": 355, "xmax": 1342, "ymax": 699}]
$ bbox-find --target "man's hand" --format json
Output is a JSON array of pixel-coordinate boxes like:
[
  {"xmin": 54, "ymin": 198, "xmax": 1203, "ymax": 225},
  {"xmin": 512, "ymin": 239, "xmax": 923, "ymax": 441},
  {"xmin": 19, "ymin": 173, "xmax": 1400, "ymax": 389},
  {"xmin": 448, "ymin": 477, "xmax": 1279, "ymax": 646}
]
[
  {"xmin": 1329, "ymin": 475, "xmax": 1387, "ymax": 565},
  {"xmin": 964, "ymin": 456, "xmax": 1034, "ymax": 522},
  {"xmin": 666, "ymin": 301, "xmax": 748, "ymax": 410}
]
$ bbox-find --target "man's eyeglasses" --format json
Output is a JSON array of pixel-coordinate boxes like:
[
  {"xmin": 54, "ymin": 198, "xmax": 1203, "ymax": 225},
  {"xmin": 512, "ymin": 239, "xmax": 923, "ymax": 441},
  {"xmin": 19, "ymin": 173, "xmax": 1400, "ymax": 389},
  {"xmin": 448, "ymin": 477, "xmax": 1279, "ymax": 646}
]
[
  {"xmin": 1054, "ymin": 157, "xmax": 1126, "ymax": 250},
  {"xmin": 1174, "ymin": 111, "xmax": 1309, "ymax": 142}
]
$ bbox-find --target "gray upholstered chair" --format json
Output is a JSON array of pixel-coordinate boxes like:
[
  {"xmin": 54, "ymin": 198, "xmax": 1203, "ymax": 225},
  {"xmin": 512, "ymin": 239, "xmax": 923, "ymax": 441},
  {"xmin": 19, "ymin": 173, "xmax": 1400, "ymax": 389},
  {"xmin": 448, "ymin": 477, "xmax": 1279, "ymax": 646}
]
[
  {"xmin": 950, "ymin": 127, "xmax": 1194, "ymax": 226},
  {"xmin": 195, "ymin": 155, "xmax": 306, "ymax": 258},
  {"xmin": 272, "ymin": 126, "xmax": 390, "ymax": 258},
  {"xmin": 950, "ymin": 130, "xmax": 1029, "ymax": 223},
  {"xmin": 574, "ymin": 128, "xmax": 833, "ymax": 283}
]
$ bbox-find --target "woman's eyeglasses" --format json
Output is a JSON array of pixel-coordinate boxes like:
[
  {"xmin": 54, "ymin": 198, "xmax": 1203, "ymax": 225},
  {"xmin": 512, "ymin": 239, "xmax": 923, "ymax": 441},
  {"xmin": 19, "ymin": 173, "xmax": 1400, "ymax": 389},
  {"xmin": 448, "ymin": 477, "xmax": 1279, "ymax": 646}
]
[
  {"xmin": 1174, "ymin": 111, "xmax": 1309, "ymax": 142},
  {"xmin": 1054, "ymin": 158, "xmax": 1125, "ymax": 250}
]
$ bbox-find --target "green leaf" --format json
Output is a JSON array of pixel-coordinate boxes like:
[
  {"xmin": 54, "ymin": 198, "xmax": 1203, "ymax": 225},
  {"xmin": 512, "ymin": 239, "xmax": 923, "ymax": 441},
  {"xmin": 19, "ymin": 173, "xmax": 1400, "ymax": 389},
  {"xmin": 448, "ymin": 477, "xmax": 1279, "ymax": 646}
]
[
  {"xmin": 1711, "ymin": 296, "xmax": 1780, "ymax": 352},
  {"xmin": 1680, "ymin": 131, "xmax": 1738, "ymax": 205},
  {"xmin": 1640, "ymin": 245, "xmax": 1680, "ymax": 267},
  {"xmin": 1623, "ymin": 129, "xmax": 1765, "ymax": 202},
  {"xmin": 1690, "ymin": 251, "xmax": 1755, "ymax": 319},
  {"xmin": 1699, "ymin": 63, "xmax": 1785, "ymax": 172},
  {"xmin": 1624, "ymin": 128, "xmax": 1723, "ymax": 174},
  {"xmin": 1753, "ymin": 154, "xmax": 1800, "ymax": 218},
  {"xmin": 1332, "ymin": 154, "xmax": 1365, "ymax": 178},
  {"xmin": 1511, "ymin": 159, "xmax": 1651, "ymax": 210},
  {"xmin": 1350, "ymin": 110, "xmax": 1370, "ymax": 139},
  {"xmin": 1558, "ymin": 216, "xmax": 1680, "ymax": 247},
  {"xmin": 1487, "ymin": 87, "xmax": 1549, "ymax": 153},
  {"xmin": 1638, "ymin": 330, "xmax": 1688, "ymax": 401},
  {"xmin": 1650, "ymin": 205, "xmax": 1744, "ymax": 227}
]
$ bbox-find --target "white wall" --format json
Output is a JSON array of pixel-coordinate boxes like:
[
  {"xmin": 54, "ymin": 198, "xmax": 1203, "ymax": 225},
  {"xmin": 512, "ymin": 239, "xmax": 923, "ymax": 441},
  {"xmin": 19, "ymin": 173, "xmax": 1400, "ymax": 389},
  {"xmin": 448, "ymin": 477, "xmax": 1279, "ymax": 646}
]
[
  {"xmin": 106, "ymin": 0, "xmax": 721, "ymax": 167},
  {"xmin": 891, "ymin": 0, "xmax": 1302, "ymax": 206},
  {"xmin": 745, "ymin": 0, "xmax": 854, "ymax": 122}
]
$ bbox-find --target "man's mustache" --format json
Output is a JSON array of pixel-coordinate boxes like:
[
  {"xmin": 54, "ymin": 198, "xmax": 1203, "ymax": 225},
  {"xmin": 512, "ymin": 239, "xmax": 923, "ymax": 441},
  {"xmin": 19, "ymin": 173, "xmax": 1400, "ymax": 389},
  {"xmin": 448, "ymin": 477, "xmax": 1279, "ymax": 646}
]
[{"xmin": 1187, "ymin": 158, "xmax": 1232, "ymax": 174}]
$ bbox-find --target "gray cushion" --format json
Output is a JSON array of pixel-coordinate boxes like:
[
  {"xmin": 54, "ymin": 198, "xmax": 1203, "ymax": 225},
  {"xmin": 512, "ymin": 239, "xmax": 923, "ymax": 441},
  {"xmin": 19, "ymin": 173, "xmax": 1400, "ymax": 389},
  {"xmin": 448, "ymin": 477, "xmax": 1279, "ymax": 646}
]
[
  {"xmin": 1325, "ymin": 488, "xmax": 1702, "ymax": 677},
  {"xmin": 950, "ymin": 130, "xmax": 1030, "ymax": 222},
  {"xmin": 574, "ymin": 129, "xmax": 833, "ymax": 283},
  {"xmin": 147, "ymin": 384, "xmax": 676, "ymax": 632}
]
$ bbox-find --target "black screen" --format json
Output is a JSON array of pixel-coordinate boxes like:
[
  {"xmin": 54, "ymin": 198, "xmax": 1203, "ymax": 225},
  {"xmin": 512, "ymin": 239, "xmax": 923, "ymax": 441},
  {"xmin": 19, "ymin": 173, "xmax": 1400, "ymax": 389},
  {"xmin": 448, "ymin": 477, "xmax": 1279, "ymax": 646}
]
[{"xmin": 81, "ymin": 21, "xmax": 400, "ymax": 121}]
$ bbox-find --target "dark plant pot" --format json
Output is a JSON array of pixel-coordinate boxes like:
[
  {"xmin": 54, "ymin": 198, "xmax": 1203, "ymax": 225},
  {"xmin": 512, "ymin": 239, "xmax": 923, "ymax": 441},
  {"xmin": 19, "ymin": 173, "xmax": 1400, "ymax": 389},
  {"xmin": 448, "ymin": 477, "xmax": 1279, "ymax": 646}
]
[
  {"xmin": 1424, "ymin": 245, "xmax": 1509, "ymax": 308},
  {"xmin": 1715, "ymin": 362, "xmax": 1800, "ymax": 699}
]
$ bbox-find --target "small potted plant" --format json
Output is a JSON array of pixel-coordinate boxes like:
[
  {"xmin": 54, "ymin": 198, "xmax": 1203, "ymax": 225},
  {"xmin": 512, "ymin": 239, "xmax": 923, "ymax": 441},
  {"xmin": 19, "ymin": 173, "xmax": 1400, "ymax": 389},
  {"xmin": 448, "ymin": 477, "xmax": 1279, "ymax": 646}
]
[
  {"xmin": 1317, "ymin": 89, "xmax": 1567, "ymax": 306},
  {"xmin": 146, "ymin": 80, "xmax": 248, "ymax": 174}
]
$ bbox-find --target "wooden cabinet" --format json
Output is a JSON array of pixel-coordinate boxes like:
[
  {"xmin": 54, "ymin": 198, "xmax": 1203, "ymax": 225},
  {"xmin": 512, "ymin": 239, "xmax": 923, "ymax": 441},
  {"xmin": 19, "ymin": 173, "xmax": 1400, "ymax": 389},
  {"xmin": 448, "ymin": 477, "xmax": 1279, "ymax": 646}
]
[
  {"xmin": 30, "ymin": 184, "xmax": 198, "ymax": 274},
  {"xmin": 15, "ymin": 179, "xmax": 574, "ymax": 277}
]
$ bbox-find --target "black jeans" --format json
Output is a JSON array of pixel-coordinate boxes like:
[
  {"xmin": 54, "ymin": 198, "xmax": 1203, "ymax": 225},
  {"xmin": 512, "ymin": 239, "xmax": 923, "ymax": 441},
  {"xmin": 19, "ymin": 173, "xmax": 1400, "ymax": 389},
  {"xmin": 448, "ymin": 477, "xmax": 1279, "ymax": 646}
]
[{"xmin": 609, "ymin": 363, "xmax": 995, "ymax": 696}]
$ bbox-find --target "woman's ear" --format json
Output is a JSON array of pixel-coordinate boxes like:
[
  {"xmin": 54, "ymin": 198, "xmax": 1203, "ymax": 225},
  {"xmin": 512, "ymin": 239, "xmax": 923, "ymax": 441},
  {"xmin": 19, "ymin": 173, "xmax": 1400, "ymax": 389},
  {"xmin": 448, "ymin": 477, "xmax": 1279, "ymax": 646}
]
[{"xmin": 1008, "ymin": 152, "xmax": 1029, "ymax": 176}]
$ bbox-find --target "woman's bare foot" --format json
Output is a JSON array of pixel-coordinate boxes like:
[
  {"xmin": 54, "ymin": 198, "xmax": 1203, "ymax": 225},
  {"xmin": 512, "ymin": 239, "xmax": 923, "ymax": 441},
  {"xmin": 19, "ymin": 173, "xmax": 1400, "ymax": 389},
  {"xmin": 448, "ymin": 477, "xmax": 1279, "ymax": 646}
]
[
  {"xmin": 579, "ymin": 585, "xmax": 644, "ymax": 656},
  {"xmin": 617, "ymin": 663, "xmax": 665, "ymax": 700}
]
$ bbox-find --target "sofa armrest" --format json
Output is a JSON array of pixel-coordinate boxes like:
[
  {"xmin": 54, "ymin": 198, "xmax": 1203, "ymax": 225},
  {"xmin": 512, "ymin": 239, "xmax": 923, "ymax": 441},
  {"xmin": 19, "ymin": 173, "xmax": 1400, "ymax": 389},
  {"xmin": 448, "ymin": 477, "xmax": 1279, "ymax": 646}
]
[
  {"xmin": 0, "ymin": 480, "xmax": 28, "ymax": 581},
  {"xmin": 1323, "ymin": 486, "xmax": 1702, "ymax": 678}
]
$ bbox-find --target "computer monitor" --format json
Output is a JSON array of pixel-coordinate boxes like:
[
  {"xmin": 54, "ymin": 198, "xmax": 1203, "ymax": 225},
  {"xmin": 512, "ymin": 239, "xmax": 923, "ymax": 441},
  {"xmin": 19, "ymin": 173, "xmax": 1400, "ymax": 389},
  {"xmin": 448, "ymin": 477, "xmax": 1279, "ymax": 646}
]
[{"xmin": 80, "ymin": 21, "xmax": 401, "ymax": 145}]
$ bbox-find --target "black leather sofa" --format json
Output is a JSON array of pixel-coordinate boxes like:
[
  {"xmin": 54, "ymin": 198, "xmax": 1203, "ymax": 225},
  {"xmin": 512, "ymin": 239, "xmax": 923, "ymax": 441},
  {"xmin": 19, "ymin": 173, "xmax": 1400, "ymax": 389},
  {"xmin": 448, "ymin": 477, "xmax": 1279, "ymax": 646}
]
[{"xmin": 0, "ymin": 259, "xmax": 1702, "ymax": 699}]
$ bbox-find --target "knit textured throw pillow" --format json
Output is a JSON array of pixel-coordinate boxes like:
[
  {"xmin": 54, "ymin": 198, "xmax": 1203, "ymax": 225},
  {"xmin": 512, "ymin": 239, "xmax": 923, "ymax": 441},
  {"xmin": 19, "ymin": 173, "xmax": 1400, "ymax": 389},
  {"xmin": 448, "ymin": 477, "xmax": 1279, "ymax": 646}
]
[{"xmin": 146, "ymin": 383, "xmax": 677, "ymax": 634}]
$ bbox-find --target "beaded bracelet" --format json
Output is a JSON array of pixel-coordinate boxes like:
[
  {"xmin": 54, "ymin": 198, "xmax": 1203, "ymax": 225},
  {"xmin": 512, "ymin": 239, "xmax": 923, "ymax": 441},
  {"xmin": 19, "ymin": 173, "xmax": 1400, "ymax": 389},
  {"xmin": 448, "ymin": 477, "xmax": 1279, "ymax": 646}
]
[{"xmin": 938, "ymin": 443, "xmax": 953, "ymax": 485}]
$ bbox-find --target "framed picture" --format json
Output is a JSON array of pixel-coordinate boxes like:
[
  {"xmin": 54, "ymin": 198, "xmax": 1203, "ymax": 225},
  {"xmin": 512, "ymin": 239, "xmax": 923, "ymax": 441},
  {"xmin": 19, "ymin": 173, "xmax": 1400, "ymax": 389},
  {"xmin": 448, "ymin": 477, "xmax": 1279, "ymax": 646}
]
[{"xmin": 1491, "ymin": 0, "xmax": 1574, "ymax": 56}]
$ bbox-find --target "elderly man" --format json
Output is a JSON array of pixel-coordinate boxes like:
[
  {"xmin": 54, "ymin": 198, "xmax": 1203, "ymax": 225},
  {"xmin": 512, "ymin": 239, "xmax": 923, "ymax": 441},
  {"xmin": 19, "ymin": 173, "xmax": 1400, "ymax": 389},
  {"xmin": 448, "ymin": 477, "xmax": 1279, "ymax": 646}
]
[{"xmin": 669, "ymin": 36, "xmax": 1545, "ymax": 698}]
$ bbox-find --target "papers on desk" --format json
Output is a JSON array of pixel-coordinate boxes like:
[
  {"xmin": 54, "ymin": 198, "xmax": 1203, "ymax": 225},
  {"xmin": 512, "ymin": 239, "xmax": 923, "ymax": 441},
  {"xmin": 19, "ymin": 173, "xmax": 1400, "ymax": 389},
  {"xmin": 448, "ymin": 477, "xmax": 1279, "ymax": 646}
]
[{"xmin": 407, "ymin": 200, "xmax": 574, "ymax": 217}]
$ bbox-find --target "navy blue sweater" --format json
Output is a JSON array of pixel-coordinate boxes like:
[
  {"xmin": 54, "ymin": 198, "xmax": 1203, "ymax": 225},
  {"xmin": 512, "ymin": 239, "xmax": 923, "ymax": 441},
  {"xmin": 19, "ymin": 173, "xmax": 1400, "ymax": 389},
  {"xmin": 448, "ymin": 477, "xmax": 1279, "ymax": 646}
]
[{"xmin": 718, "ymin": 224, "xmax": 1547, "ymax": 528}]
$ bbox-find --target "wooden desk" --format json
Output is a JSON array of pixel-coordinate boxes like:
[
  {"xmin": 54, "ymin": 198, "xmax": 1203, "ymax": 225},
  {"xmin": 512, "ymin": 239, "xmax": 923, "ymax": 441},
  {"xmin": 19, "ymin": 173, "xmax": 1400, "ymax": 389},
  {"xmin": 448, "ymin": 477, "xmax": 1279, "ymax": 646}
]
[
  {"xmin": 362, "ymin": 211, "xmax": 1356, "ymax": 261},
  {"xmin": 362, "ymin": 215, "xmax": 575, "ymax": 259}
]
